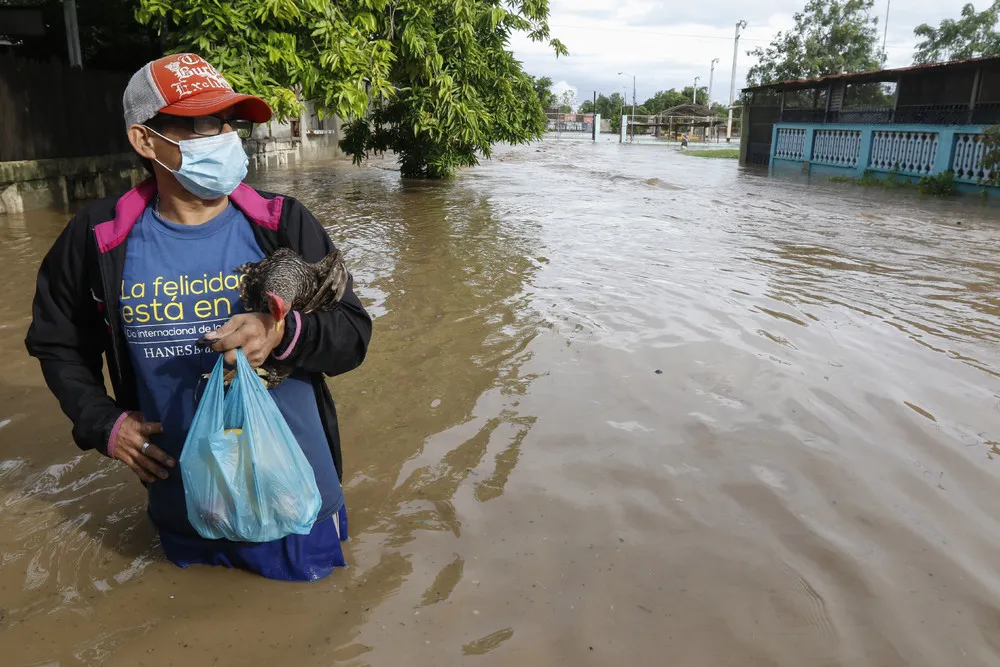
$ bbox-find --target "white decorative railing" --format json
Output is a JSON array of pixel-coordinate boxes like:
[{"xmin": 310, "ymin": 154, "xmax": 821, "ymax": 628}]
[
  {"xmin": 774, "ymin": 128, "xmax": 806, "ymax": 160},
  {"xmin": 812, "ymin": 130, "xmax": 862, "ymax": 167},
  {"xmin": 869, "ymin": 131, "xmax": 938, "ymax": 175},
  {"xmin": 769, "ymin": 124, "xmax": 999, "ymax": 194},
  {"xmin": 952, "ymin": 134, "xmax": 994, "ymax": 183}
]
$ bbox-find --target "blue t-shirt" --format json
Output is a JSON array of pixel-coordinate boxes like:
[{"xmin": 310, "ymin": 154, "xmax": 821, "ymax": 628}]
[{"xmin": 120, "ymin": 204, "xmax": 343, "ymax": 542}]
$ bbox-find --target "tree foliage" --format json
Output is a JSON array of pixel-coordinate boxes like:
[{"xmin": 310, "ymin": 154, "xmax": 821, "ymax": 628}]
[
  {"xmin": 746, "ymin": 0, "xmax": 884, "ymax": 87},
  {"xmin": 578, "ymin": 92, "xmax": 625, "ymax": 131},
  {"xmin": 529, "ymin": 75, "xmax": 558, "ymax": 110},
  {"xmin": 913, "ymin": 2, "xmax": 1000, "ymax": 64},
  {"xmin": 559, "ymin": 89, "xmax": 576, "ymax": 112},
  {"xmin": 136, "ymin": 0, "xmax": 567, "ymax": 178},
  {"xmin": 641, "ymin": 87, "xmax": 709, "ymax": 114},
  {"xmin": 681, "ymin": 86, "xmax": 709, "ymax": 107}
]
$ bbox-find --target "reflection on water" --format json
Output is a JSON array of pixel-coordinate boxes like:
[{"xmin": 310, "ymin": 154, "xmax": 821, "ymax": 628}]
[{"xmin": 2, "ymin": 141, "xmax": 1000, "ymax": 666}]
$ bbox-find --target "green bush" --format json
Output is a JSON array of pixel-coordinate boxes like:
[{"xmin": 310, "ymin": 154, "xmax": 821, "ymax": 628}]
[
  {"xmin": 917, "ymin": 170, "xmax": 956, "ymax": 196},
  {"xmin": 983, "ymin": 125, "xmax": 1000, "ymax": 187}
]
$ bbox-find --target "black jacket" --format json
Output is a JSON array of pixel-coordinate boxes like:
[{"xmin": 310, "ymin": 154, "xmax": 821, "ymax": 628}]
[{"xmin": 24, "ymin": 179, "xmax": 371, "ymax": 480}]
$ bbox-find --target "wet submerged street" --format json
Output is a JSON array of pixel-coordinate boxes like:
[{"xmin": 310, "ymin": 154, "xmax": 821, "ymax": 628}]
[{"xmin": 3, "ymin": 139, "xmax": 1000, "ymax": 666}]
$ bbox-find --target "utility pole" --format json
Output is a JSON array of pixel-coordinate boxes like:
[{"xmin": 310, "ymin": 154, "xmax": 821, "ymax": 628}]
[
  {"xmin": 708, "ymin": 58, "xmax": 719, "ymax": 105},
  {"xmin": 709, "ymin": 58, "xmax": 720, "ymax": 142},
  {"xmin": 882, "ymin": 0, "xmax": 891, "ymax": 62},
  {"xmin": 727, "ymin": 20, "xmax": 747, "ymax": 143},
  {"xmin": 63, "ymin": 0, "xmax": 83, "ymax": 68},
  {"xmin": 693, "ymin": 76, "xmax": 701, "ymax": 104}
]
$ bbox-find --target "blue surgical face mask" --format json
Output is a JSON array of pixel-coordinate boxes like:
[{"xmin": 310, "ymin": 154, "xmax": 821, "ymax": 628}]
[{"xmin": 145, "ymin": 127, "xmax": 248, "ymax": 199}]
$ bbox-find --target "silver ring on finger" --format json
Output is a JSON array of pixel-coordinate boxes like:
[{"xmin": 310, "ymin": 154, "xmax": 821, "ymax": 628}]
[{"xmin": 141, "ymin": 442, "xmax": 150, "ymax": 454}]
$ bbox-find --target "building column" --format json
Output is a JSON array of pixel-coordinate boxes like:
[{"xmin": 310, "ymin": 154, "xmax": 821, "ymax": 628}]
[
  {"xmin": 769, "ymin": 123, "xmax": 780, "ymax": 174},
  {"xmin": 857, "ymin": 128, "xmax": 875, "ymax": 176},
  {"xmin": 934, "ymin": 128, "xmax": 958, "ymax": 175}
]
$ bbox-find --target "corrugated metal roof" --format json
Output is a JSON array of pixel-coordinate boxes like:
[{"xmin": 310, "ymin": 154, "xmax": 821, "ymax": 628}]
[
  {"xmin": 657, "ymin": 103, "xmax": 713, "ymax": 117},
  {"xmin": 742, "ymin": 55, "xmax": 1000, "ymax": 93}
]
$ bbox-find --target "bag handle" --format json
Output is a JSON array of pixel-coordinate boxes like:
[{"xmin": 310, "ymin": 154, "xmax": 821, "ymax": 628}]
[{"xmin": 195, "ymin": 353, "xmax": 228, "ymax": 433}]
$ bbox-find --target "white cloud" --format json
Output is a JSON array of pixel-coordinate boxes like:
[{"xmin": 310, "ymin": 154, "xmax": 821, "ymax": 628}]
[
  {"xmin": 550, "ymin": 80, "xmax": 577, "ymax": 99},
  {"xmin": 513, "ymin": 0, "xmax": 980, "ymax": 107}
]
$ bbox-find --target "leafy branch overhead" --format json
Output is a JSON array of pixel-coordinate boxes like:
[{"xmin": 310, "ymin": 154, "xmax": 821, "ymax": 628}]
[
  {"xmin": 912, "ymin": 1, "xmax": 1000, "ymax": 64},
  {"xmin": 136, "ymin": 0, "xmax": 567, "ymax": 178},
  {"xmin": 745, "ymin": 0, "xmax": 884, "ymax": 87}
]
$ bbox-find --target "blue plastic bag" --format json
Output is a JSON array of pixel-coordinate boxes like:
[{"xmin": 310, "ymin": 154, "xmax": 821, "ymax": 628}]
[{"xmin": 180, "ymin": 350, "xmax": 321, "ymax": 542}]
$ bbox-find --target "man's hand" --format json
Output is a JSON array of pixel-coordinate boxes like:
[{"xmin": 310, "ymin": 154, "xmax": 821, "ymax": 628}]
[
  {"xmin": 113, "ymin": 413, "xmax": 172, "ymax": 483},
  {"xmin": 204, "ymin": 313, "xmax": 284, "ymax": 367}
]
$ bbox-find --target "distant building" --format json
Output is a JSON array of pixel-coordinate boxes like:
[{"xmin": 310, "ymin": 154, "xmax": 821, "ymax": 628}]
[
  {"xmin": 740, "ymin": 56, "xmax": 1000, "ymax": 193},
  {"xmin": 545, "ymin": 112, "xmax": 595, "ymax": 133}
]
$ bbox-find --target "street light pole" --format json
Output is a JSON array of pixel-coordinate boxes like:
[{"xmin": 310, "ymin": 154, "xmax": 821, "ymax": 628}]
[
  {"xmin": 693, "ymin": 76, "xmax": 701, "ymax": 104},
  {"xmin": 727, "ymin": 20, "xmax": 747, "ymax": 143}
]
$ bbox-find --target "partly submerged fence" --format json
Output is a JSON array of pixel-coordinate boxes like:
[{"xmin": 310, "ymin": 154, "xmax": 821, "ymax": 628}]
[
  {"xmin": 0, "ymin": 53, "xmax": 132, "ymax": 162},
  {"xmin": 771, "ymin": 122, "xmax": 995, "ymax": 190}
]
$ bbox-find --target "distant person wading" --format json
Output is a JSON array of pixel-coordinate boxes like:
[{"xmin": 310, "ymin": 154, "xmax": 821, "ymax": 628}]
[{"xmin": 24, "ymin": 53, "xmax": 372, "ymax": 581}]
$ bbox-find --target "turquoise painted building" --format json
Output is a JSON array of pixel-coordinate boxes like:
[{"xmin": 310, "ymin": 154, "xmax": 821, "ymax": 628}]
[{"xmin": 739, "ymin": 56, "xmax": 1000, "ymax": 194}]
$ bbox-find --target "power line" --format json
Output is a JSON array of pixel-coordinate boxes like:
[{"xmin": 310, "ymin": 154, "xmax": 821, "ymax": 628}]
[{"xmin": 549, "ymin": 23, "xmax": 767, "ymax": 43}]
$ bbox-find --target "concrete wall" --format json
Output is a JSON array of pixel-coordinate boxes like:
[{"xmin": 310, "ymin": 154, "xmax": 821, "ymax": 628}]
[
  {"xmin": 0, "ymin": 153, "xmax": 146, "ymax": 215},
  {"xmin": 245, "ymin": 103, "xmax": 344, "ymax": 172},
  {"xmin": 244, "ymin": 134, "xmax": 300, "ymax": 171},
  {"xmin": 0, "ymin": 107, "xmax": 346, "ymax": 214}
]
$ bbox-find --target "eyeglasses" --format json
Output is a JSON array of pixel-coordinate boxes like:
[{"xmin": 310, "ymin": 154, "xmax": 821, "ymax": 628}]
[
  {"xmin": 191, "ymin": 116, "xmax": 255, "ymax": 138},
  {"xmin": 148, "ymin": 115, "xmax": 255, "ymax": 139}
]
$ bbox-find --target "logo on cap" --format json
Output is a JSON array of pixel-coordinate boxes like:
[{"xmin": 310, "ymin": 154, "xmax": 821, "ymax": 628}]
[{"xmin": 155, "ymin": 54, "xmax": 232, "ymax": 103}]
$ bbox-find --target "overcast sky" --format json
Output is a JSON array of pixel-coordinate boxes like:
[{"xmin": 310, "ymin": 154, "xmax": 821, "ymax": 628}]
[{"xmin": 511, "ymin": 0, "xmax": 980, "ymax": 108}]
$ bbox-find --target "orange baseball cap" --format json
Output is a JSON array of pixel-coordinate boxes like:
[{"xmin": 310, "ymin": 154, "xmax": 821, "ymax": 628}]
[{"xmin": 123, "ymin": 53, "xmax": 272, "ymax": 128}]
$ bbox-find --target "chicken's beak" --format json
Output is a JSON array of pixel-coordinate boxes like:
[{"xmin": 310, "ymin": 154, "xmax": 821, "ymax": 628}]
[{"xmin": 265, "ymin": 291, "xmax": 288, "ymax": 332}]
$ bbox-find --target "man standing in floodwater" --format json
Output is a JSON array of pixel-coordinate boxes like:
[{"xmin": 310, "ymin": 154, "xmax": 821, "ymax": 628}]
[{"xmin": 24, "ymin": 53, "xmax": 372, "ymax": 581}]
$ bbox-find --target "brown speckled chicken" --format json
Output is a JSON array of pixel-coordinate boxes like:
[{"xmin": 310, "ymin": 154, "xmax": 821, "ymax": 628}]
[
  {"xmin": 238, "ymin": 247, "xmax": 348, "ymax": 325},
  {"xmin": 237, "ymin": 247, "xmax": 349, "ymax": 388},
  {"xmin": 197, "ymin": 247, "xmax": 349, "ymax": 388}
]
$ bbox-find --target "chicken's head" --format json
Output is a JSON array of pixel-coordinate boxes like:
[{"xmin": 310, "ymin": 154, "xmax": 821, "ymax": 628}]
[{"xmin": 266, "ymin": 291, "xmax": 290, "ymax": 332}]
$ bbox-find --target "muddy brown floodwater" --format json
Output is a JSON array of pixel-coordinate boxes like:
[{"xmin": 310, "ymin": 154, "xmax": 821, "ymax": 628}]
[{"xmin": 2, "ymin": 139, "xmax": 1000, "ymax": 666}]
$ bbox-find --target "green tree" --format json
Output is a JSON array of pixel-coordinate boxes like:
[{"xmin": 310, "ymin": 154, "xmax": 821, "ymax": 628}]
[
  {"xmin": 559, "ymin": 88, "xmax": 576, "ymax": 112},
  {"xmin": 597, "ymin": 92, "xmax": 624, "ymax": 118},
  {"xmin": 137, "ymin": 0, "xmax": 566, "ymax": 179},
  {"xmin": 577, "ymin": 92, "xmax": 625, "ymax": 127},
  {"xmin": 710, "ymin": 102, "xmax": 729, "ymax": 119},
  {"xmin": 600, "ymin": 92, "xmax": 625, "ymax": 131},
  {"xmin": 913, "ymin": 2, "xmax": 1000, "ymax": 64},
  {"xmin": 530, "ymin": 75, "xmax": 558, "ymax": 110},
  {"xmin": 642, "ymin": 88, "xmax": 710, "ymax": 113},
  {"xmin": 681, "ymin": 86, "xmax": 709, "ymax": 106},
  {"xmin": 746, "ymin": 0, "xmax": 884, "ymax": 87}
]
